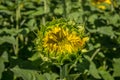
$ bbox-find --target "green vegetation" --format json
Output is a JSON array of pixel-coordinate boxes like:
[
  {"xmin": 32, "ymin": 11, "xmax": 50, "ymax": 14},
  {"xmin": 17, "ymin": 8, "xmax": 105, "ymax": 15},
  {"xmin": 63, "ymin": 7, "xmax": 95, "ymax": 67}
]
[{"xmin": 0, "ymin": 0, "xmax": 120, "ymax": 80}]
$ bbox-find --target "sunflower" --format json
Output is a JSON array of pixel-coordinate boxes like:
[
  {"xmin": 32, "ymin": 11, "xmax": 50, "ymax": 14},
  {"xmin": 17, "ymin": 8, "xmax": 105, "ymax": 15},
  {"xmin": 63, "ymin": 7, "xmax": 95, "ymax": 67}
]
[
  {"xmin": 92, "ymin": 0, "xmax": 111, "ymax": 4},
  {"xmin": 35, "ymin": 19, "xmax": 89, "ymax": 62},
  {"xmin": 92, "ymin": 0, "xmax": 111, "ymax": 10}
]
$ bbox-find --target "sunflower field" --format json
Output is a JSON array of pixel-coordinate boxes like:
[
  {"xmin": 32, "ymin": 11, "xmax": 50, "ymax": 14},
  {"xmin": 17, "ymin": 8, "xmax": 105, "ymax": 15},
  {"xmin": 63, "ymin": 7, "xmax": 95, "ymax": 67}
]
[{"xmin": 0, "ymin": 0, "xmax": 120, "ymax": 80}]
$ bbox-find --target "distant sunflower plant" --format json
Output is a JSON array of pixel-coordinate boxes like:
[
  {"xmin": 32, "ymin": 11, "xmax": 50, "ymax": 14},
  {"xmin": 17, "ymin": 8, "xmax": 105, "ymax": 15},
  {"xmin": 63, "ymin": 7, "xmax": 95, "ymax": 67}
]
[
  {"xmin": 91, "ymin": 0, "xmax": 112, "ymax": 10},
  {"xmin": 35, "ymin": 19, "xmax": 89, "ymax": 65}
]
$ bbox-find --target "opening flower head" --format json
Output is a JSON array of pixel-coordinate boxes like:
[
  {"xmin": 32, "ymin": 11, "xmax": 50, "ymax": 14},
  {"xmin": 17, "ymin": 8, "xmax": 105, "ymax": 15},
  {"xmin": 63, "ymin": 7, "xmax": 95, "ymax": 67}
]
[
  {"xmin": 35, "ymin": 19, "xmax": 89, "ymax": 63},
  {"xmin": 43, "ymin": 26, "xmax": 87, "ymax": 53}
]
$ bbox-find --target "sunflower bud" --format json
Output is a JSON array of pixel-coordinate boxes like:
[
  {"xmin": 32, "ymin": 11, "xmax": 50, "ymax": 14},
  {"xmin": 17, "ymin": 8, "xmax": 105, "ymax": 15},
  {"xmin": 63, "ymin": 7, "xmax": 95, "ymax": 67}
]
[{"xmin": 35, "ymin": 19, "xmax": 89, "ymax": 64}]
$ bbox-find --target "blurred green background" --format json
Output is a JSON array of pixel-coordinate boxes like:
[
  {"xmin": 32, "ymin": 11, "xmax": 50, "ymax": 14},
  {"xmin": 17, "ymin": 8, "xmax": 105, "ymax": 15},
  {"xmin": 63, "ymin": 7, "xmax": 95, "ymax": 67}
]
[{"xmin": 0, "ymin": 0, "xmax": 120, "ymax": 80}]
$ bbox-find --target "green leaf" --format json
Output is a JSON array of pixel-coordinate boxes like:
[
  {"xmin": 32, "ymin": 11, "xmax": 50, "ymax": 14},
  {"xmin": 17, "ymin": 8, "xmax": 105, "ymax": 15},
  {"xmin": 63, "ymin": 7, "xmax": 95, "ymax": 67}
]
[
  {"xmin": 50, "ymin": 73, "xmax": 59, "ymax": 80},
  {"xmin": 35, "ymin": 73, "xmax": 47, "ymax": 80},
  {"xmin": 0, "ymin": 5, "xmax": 7, "ymax": 9},
  {"xmin": 43, "ymin": 73, "xmax": 58, "ymax": 80},
  {"xmin": 108, "ymin": 14, "xmax": 120, "ymax": 25},
  {"xmin": 67, "ymin": 74, "xmax": 80, "ymax": 80},
  {"xmin": 22, "ymin": 10, "xmax": 35, "ymax": 15},
  {"xmin": 68, "ymin": 12, "xmax": 80, "ymax": 21},
  {"xmin": 113, "ymin": 58, "xmax": 120, "ymax": 77},
  {"xmin": 0, "ymin": 10, "xmax": 13, "ymax": 15},
  {"xmin": 98, "ymin": 52, "xmax": 105, "ymax": 58},
  {"xmin": 28, "ymin": 52, "xmax": 41, "ymax": 61},
  {"xmin": 85, "ymin": 56, "xmax": 101, "ymax": 79},
  {"xmin": 88, "ymin": 15, "xmax": 98, "ymax": 24},
  {"xmin": 97, "ymin": 26, "xmax": 115, "ymax": 37},
  {"xmin": 0, "ymin": 58, "xmax": 5, "ymax": 79},
  {"xmin": 0, "ymin": 52, "xmax": 8, "ymax": 79},
  {"xmin": 99, "ymin": 70, "xmax": 114, "ymax": 80},
  {"xmin": 0, "ymin": 28, "xmax": 21, "ymax": 36},
  {"xmin": 89, "ymin": 61, "xmax": 101, "ymax": 79},
  {"xmin": 11, "ymin": 66, "xmax": 46, "ymax": 80},
  {"xmin": 54, "ymin": 5, "xmax": 63, "ymax": 15},
  {"xmin": 26, "ymin": 19, "xmax": 37, "ymax": 31},
  {"xmin": 30, "ymin": 7, "xmax": 44, "ymax": 17},
  {"xmin": 0, "ymin": 36, "xmax": 16, "ymax": 45},
  {"xmin": 24, "ymin": 2, "xmax": 36, "ymax": 9},
  {"xmin": 11, "ymin": 66, "xmax": 58, "ymax": 80},
  {"xmin": 1, "ymin": 51, "xmax": 9, "ymax": 62}
]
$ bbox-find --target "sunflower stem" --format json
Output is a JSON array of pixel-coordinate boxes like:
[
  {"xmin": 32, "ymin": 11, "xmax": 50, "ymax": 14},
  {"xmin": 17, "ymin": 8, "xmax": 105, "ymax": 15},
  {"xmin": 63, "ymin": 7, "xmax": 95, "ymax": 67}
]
[
  {"xmin": 60, "ymin": 65, "xmax": 64, "ymax": 80},
  {"xmin": 14, "ymin": 1, "xmax": 21, "ymax": 56}
]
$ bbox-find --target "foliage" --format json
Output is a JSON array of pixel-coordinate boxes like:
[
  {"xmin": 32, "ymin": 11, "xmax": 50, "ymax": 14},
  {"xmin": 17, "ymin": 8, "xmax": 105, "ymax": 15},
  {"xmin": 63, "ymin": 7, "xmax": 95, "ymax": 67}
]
[{"xmin": 0, "ymin": 0, "xmax": 120, "ymax": 80}]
